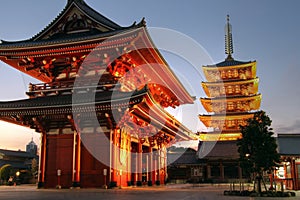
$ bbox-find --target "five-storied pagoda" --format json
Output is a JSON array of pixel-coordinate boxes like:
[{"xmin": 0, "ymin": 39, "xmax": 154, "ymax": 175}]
[
  {"xmin": 199, "ymin": 15, "xmax": 261, "ymax": 141},
  {"xmin": 196, "ymin": 16, "xmax": 262, "ymax": 181},
  {"xmin": 0, "ymin": 0, "xmax": 197, "ymax": 188}
]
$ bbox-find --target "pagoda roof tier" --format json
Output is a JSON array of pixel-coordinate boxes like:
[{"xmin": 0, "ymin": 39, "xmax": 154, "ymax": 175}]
[
  {"xmin": 207, "ymin": 59, "xmax": 253, "ymax": 68},
  {"xmin": 0, "ymin": 85, "xmax": 196, "ymax": 144},
  {"xmin": 202, "ymin": 77, "xmax": 259, "ymax": 97},
  {"xmin": 202, "ymin": 61, "xmax": 257, "ymax": 82},
  {"xmin": 198, "ymin": 131, "xmax": 242, "ymax": 141},
  {"xmin": 199, "ymin": 112, "xmax": 256, "ymax": 131},
  {"xmin": 201, "ymin": 94, "xmax": 262, "ymax": 113}
]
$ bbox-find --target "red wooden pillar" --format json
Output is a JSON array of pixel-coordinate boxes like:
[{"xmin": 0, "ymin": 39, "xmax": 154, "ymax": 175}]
[
  {"xmin": 152, "ymin": 148, "xmax": 157, "ymax": 183},
  {"xmin": 37, "ymin": 131, "xmax": 47, "ymax": 188},
  {"xmin": 110, "ymin": 129, "xmax": 119, "ymax": 186},
  {"xmin": 137, "ymin": 141, "xmax": 143, "ymax": 186},
  {"xmin": 127, "ymin": 135, "xmax": 131, "ymax": 186},
  {"xmin": 149, "ymin": 146, "xmax": 153, "ymax": 185},
  {"xmin": 160, "ymin": 145, "xmax": 167, "ymax": 185},
  {"xmin": 72, "ymin": 131, "xmax": 81, "ymax": 187},
  {"xmin": 291, "ymin": 159, "xmax": 298, "ymax": 190},
  {"xmin": 156, "ymin": 146, "xmax": 161, "ymax": 185}
]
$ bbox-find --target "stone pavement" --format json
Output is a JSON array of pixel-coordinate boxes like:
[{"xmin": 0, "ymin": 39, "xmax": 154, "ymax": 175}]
[{"xmin": 0, "ymin": 184, "xmax": 299, "ymax": 200}]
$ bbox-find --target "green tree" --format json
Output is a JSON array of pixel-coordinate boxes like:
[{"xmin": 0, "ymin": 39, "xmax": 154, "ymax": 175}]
[
  {"xmin": 31, "ymin": 158, "xmax": 38, "ymax": 179},
  {"xmin": 237, "ymin": 111, "xmax": 280, "ymax": 193},
  {"xmin": 0, "ymin": 164, "xmax": 12, "ymax": 183}
]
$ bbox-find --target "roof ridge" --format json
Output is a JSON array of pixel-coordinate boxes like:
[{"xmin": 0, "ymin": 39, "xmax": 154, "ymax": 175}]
[
  {"xmin": 31, "ymin": 0, "xmax": 124, "ymax": 41},
  {"xmin": 67, "ymin": 0, "xmax": 86, "ymax": 5}
]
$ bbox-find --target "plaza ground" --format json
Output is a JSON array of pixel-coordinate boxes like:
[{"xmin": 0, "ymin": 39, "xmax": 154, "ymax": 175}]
[{"xmin": 0, "ymin": 184, "xmax": 299, "ymax": 200}]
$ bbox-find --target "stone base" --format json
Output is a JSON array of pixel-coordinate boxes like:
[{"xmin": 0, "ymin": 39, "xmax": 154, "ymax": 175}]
[
  {"xmin": 72, "ymin": 182, "xmax": 80, "ymax": 188},
  {"xmin": 37, "ymin": 182, "xmax": 44, "ymax": 189}
]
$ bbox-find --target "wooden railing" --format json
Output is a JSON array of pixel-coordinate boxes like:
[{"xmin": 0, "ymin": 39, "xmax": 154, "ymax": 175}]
[{"xmin": 26, "ymin": 79, "xmax": 118, "ymax": 98}]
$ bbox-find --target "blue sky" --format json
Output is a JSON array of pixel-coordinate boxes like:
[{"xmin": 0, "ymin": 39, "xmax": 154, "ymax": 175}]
[{"xmin": 0, "ymin": 0, "xmax": 300, "ymax": 150}]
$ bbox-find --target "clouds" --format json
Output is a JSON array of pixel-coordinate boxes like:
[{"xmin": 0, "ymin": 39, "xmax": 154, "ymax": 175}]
[{"xmin": 275, "ymin": 119, "xmax": 300, "ymax": 134}]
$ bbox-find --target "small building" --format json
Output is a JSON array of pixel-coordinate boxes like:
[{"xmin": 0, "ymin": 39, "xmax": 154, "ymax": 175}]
[
  {"xmin": 0, "ymin": 139, "xmax": 38, "ymax": 170},
  {"xmin": 167, "ymin": 147, "xmax": 204, "ymax": 183},
  {"xmin": 0, "ymin": 139, "xmax": 38, "ymax": 184},
  {"xmin": 275, "ymin": 134, "xmax": 300, "ymax": 190},
  {"xmin": 197, "ymin": 141, "xmax": 243, "ymax": 183}
]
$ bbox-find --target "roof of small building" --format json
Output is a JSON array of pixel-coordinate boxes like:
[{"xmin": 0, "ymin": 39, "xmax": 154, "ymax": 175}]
[
  {"xmin": 0, "ymin": 149, "xmax": 36, "ymax": 159},
  {"xmin": 277, "ymin": 134, "xmax": 300, "ymax": 156},
  {"xmin": 198, "ymin": 140, "xmax": 239, "ymax": 160},
  {"xmin": 167, "ymin": 148, "xmax": 202, "ymax": 165}
]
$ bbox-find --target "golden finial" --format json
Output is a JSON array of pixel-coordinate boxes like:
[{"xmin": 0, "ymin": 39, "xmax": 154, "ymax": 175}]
[{"xmin": 225, "ymin": 15, "xmax": 234, "ymax": 60}]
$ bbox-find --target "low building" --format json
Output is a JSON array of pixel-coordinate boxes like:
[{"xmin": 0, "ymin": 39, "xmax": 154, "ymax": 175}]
[
  {"xmin": 167, "ymin": 147, "xmax": 204, "ymax": 183},
  {"xmin": 0, "ymin": 139, "xmax": 38, "ymax": 184},
  {"xmin": 197, "ymin": 141, "xmax": 243, "ymax": 183},
  {"xmin": 275, "ymin": 134, "xmax": 300, "ymax": 190}
]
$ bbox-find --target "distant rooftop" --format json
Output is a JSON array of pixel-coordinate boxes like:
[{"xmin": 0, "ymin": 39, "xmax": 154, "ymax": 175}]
[
  {"xmin": 277, "ymin": 133, "xmax": 300, "ymax": 156},
  {"xmin": 198, "ymin": 140, "xmax": 239, "ymax": 160}
]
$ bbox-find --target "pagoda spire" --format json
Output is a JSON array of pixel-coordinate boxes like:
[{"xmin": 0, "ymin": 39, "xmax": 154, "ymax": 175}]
[{"xmin": 225, "ymin": 15, "xmax": 234, "ymax": 61}]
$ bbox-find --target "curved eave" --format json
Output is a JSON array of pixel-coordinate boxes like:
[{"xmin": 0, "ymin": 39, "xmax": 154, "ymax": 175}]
[
  {"xmin": 0, "ymin": 0, "xmax": 140, "ymax": 47},
  {"xmin": 31, "ymin": 0, "xmax": 123, "ymax": 41},
  {"xmin": 201, "ymin": 93, "xmax": 262, "ymax": 102},
  {"xmin": 133, "ymin": 92, "xmax": 197, "ymax": 141},
  {"xmin": 203, "ymin": 60, "xmax": 255, "ymax": 68},
  {"xmin": 199, "ymin": 112, "xmax": 255, "ymax": 119},
  {"xmin": 0, "ymin": 27, "xmax": 139, "ymax": 51},
  {"xmin": 202, "ymin": 77, "xmax": 259, "ymax": 98},
  {"xmin": 137, "ymin": 27, "xmax": 194, "ymax": 105},
  {"xmin": 199, "ymin": 112, "xmax": 255, "ymax": 127},
  {"xmin": 0, "ymin": 86, "xmax": 148, "ymax": 117},
  {"xmin": 202, "ymin": 77, "xmax": 259, "ymax": 87},
  {"xmin": 198, "ymin": 131, "xmax": 242, "ymax": 141},
  {"xmin": 0, "ymin": 27, "xmax": 141, "ymax": 83},
  {"xmin": 200, "ymin": 94, "xmax": 262, "ymax": 112},
  {"xmin": 0, "ymin": 26, "xmax": 194, "ymax": 106},
  {"xmin": 202, "ymin": 61, "xmax": 257, "ymax": 82}
]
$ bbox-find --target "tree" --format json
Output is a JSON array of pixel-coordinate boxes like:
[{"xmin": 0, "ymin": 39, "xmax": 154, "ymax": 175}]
[
  {"xmin": 31, "ymin": 158, "xmax": 38, "ymax": 179},
  {"xmin": 237, "ymin": 111, "xmax": 280, "ymax": 193}
]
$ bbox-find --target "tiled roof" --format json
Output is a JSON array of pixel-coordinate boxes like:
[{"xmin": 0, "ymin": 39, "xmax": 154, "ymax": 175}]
[
  {"xmin": 205, "ymin": 59, "xmax": 253, "ymax": 68},
  {"xmin": 0, "ymin": 149, "xmax": 35, "ymax": 158},
  {"xmin": 198, "ymin": 140, "xmax": 239, "ymax": 160},
  {"xmin": 0, "ymin": 0, "xmax": 142, "ymax": 49},
  {"xmin": 32, "ymin": 0, "xmax": 122, "ymax": 41},
  {"xmin": 0, "ymin": 86, "xmax": 148, "ymax": 112},
  {"xmin": 199, "ymin": 111, "xmax": 256, "ymax": 117},
  {"xmin": 168, "ymin": 149, "xmax": 202, "ymax": 165},
  {"xmin": 277, "ymin": 134, "xmax": 300, "ymax": 156},
  {"xmin": 0, "ymin": 21, "xmax": 138, "ymax": 49}
]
